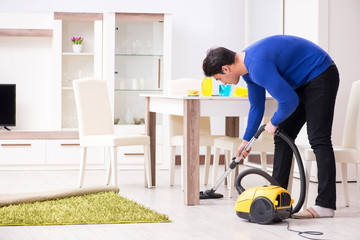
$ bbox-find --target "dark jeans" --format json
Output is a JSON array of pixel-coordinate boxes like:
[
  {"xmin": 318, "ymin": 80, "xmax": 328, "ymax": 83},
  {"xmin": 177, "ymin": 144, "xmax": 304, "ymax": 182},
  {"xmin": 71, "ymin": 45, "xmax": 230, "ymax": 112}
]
[{"xmin": 272, "ymin": 63, "xmax": 339, "ymax": 210}]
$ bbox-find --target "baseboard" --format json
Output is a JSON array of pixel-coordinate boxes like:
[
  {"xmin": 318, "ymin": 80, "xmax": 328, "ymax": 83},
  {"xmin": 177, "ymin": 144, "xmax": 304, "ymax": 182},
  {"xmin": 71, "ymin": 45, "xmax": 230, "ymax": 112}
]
[
  {"xmin": 175, "ymin": 155, "xmax": 225, "ymax": 165},
  {"xmin": 175, "ymin": 154, "xmax": 274, "ymax": 165}
]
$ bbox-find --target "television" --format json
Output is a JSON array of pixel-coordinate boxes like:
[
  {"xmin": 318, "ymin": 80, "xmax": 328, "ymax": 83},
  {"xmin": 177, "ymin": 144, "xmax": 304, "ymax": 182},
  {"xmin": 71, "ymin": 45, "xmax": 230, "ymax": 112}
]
[{"xmin": 0, "ymin": 84, "xmax": 16, "ymax": 130}]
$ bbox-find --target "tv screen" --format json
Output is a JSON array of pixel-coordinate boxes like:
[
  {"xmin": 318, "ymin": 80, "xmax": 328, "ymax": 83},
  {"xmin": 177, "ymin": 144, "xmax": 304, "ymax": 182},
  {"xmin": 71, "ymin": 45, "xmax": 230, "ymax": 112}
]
[{"xmin": 0, "ymin": 84, "xmax": 16, "ymax": 128}]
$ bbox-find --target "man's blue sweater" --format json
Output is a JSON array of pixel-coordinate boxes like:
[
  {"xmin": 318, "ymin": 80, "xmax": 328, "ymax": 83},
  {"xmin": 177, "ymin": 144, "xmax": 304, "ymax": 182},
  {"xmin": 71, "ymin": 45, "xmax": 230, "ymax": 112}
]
[{"xmin": 242, "ymin": 35, "xmax": 332, "ymax": 141}]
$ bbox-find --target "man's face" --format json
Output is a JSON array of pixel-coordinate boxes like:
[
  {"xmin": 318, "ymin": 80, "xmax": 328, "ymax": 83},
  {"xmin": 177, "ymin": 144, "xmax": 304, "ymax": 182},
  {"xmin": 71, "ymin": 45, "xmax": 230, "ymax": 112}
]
[
  {"xmin": 213, "ymin": 72, "xmax": 240, "ymax": 85},
  {"xmin": 212, "ymin": 64, "xmax": 241, "ymax": 85}
]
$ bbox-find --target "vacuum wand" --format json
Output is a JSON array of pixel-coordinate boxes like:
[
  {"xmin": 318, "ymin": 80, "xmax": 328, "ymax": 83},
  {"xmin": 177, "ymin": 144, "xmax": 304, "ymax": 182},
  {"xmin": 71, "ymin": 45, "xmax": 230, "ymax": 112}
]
[
  {"xmin": 211, "ymin": 126, "xmax": 264, "ymax": 191},
  {"xmin": 200, "ymin": 125, "xmax": 266, "ymax": 199}
]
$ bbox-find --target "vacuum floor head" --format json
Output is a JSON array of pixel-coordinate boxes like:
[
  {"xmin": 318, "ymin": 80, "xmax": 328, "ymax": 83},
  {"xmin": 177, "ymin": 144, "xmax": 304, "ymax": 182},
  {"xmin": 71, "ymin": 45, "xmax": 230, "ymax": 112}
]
[{"xmin": 200, "ymin": 189, "xmax": 224, "ymax": 199}]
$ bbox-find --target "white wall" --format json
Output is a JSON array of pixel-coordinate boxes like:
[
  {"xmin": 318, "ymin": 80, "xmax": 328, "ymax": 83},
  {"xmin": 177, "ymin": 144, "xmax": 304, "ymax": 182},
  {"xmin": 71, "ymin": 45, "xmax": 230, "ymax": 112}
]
[
  {"xmin": 0, "ymin": 37, "xmax": 55, "ymax": 130},
  {"xmin": 328, "ymin": 0, "xmax": 360, "ymax": 145},
  {"xmin": 284, "ymin": 0, "xmax": 319, "ymax": 44},
  {"xmin": 0, "ymin": 0, "xmax": 246, "ymax": 81},
  {"xmin": 0, "ymin": 13, "xmax": 58, "ymax": 130},
  {"xmin": 282, "ymin": 0, "xmax": 360, "ymax": 146},
  {"xmin": 245, "ymin": 0, "xmax": 283, "ymax": 46}
]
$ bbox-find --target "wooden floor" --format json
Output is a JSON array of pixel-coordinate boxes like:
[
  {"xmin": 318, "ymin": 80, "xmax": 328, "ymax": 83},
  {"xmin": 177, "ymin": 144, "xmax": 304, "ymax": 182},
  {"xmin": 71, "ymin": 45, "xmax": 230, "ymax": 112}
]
[{"xmin": 0, "ymin": 165, "xmax": 359, "ymax": 240}]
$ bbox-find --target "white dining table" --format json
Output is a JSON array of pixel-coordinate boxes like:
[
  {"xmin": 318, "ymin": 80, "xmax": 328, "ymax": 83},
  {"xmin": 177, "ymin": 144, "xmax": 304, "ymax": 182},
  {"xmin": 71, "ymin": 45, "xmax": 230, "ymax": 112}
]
[{"xmin": 141, "ymin": 94, "xmax": 277, "ymax": 205}]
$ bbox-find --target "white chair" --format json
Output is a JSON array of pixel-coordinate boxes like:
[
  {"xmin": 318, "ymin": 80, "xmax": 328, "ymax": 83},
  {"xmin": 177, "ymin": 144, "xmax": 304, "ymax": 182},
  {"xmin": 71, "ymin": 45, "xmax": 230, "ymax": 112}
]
[
  {"xmin": 212, "ymin": 121, "xmax": 275, "ymax": 197},
  {"xmin": 168, "ymin": 78, "xmax": 223, "ymax": 188},
  {"xmin": 73, "ymin": 78, "xmax": 152, "ymax": 188},
  {"xmin": 301, "ymin": 80, "xmax": 360, "ymax": 209}
]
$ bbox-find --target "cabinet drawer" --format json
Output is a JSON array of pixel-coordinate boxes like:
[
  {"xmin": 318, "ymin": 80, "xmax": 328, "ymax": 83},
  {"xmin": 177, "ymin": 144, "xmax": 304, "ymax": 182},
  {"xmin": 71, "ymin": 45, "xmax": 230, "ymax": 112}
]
[
  {"xmin": 0, "ymin": 140, "xmax": 46, "ymax": 165},
  {"xmin": 46, "ymin": 140, "xmax": 105, "ymax": 165},
  {"xmin": 118, "ymin": 145, "xmax": 144, "ymax": 164},
  {"xmin": 117, "ymin": 144, "xmax": 162, "ymax": 165}
]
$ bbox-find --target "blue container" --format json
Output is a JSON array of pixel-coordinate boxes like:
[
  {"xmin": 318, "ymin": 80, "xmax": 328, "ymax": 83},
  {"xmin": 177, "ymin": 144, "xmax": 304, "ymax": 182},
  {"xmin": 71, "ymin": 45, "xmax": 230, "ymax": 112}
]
[{"xmin": 219, "ymin": 84, "xmax": 231, "ymax": 97}]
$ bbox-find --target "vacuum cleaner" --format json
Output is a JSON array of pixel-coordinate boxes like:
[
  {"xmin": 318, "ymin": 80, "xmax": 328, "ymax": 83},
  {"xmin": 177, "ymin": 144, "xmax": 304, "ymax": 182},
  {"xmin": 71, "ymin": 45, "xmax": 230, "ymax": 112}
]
[{"xmin": 200, "ymin": 124, "xmax": 306, "ymax": 224}]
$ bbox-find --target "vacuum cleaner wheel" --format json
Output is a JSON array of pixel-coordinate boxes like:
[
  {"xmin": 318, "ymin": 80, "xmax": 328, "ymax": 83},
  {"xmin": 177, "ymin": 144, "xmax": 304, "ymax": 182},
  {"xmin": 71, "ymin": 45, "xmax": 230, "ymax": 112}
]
[{"xmin": 250, "ymin": 197, "xmax": 275, "ymax": 224}]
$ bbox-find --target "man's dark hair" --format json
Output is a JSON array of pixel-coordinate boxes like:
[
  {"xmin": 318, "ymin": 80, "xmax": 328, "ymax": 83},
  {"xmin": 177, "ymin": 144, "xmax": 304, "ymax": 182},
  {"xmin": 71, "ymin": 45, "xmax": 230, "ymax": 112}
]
[{"xmin": 202, "ymin": 47, "xmax": 236, "ymax": 77}]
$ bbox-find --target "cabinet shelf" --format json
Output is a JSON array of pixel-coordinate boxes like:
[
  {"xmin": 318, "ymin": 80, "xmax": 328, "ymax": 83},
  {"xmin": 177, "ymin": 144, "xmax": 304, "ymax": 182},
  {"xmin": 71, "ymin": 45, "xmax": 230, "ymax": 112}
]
[
  {"xmin": 115, "ymin": 89, "xmax": 163, "ymax": 92},
  {"xmin": 115, "ymin": 53, "xmax": 163, "ymax": 57},
  {"xmin": 0, "ymin": 28, "xmax": 53, "ymax": 37},
  {"xmin": 63, "ymin": 52, "xmax": 94, "ymax": 56}
]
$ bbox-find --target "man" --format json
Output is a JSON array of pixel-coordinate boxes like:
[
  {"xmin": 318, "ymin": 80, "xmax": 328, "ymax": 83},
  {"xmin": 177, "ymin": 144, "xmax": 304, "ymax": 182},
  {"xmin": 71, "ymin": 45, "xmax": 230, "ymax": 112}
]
[{"xmin": 202, "ymin": 35, "xmax": 339, "ymax": 218}]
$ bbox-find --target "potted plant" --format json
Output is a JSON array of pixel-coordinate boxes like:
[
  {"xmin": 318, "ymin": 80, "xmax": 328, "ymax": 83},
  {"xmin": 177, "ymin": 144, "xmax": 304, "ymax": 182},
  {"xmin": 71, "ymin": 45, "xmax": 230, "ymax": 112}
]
[{"xmin": 71, "ymin": 36, "xmax": 84, "ymax": 53}]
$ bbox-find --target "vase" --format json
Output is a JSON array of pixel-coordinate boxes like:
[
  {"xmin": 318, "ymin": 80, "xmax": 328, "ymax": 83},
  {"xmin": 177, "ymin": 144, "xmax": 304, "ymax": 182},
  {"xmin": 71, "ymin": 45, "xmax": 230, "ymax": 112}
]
[
  {"xmin": 72, "ymin": 44, "xmax": 82, "ymax": 53},
  {"xmin": 124, "ymin": 107, "xmax": 134, "ymax": 124}
]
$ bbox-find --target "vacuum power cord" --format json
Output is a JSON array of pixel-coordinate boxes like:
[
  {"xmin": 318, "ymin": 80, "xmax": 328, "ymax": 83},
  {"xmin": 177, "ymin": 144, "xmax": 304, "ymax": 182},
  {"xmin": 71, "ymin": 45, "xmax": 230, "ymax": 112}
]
[{"xmin": 282, "ymin": 218, "xmax": 328, "ymax": 240}]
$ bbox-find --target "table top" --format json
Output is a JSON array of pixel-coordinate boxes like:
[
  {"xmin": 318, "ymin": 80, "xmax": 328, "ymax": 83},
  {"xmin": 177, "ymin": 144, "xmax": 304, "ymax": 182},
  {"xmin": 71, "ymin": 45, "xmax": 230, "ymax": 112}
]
[
  {"xmin": 142, "ymin": 94, "xmax": 277, "ymax": 117},
  {"xmin": 140, "ymin": 93, "xmax": 274, "ymax": 101}
]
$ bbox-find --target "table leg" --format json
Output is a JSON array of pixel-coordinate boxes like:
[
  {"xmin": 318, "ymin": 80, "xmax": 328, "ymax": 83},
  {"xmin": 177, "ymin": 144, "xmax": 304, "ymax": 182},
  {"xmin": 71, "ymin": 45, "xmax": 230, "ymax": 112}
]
[
  {"xmin": 225, "ymin": 117, "xmax": 239, "ymax": 138},
  {"xmin": 145, "ymin": 97, "xmax": 156, "ymax": 187},
  {"xmin": 183, "ymin": 99, "xmax": 200, "ymax": 205},
  {"xmin": 225, "ymin": 117, "xmax": 241, "ymax": 181}
]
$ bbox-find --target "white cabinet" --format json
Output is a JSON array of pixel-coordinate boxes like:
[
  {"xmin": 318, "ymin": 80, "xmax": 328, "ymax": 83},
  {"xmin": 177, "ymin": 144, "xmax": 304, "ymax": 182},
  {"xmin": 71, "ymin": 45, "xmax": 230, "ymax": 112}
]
[
  {"xmin": 0, "ymin": 139, "xmax": 105, "ymax": 170},
  {"xmin": 0, "ymin": 140, "xmax": 46, "ymax": 165},
  {"xmin": 45, "ymin": 140, "xmax": 104, "ymax": 166},
  {"xmin": 53, "ymin": 12, "xmax": 103, "ymax": 129},
  {"xmin": 0, "ymin": 12, "xmax": 170, "ymax": 170},
  {"xmin": 0, "ymin": 129, "xmax": 160, "ymax": 170}
]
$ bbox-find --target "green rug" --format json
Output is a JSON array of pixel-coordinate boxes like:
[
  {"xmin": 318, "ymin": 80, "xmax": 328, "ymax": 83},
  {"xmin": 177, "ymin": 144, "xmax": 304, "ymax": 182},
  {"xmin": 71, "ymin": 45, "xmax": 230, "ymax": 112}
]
[{"xmin": 0, "ymin": 191, "xmax": 170, "ymax": 226}]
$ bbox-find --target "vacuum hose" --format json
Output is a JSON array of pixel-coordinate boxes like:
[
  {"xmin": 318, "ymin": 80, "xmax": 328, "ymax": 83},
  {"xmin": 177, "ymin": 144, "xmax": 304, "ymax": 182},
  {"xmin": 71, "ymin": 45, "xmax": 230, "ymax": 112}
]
[{"xmin": 235, "ymin": 125, "xmax": 306, "ymax": 214}]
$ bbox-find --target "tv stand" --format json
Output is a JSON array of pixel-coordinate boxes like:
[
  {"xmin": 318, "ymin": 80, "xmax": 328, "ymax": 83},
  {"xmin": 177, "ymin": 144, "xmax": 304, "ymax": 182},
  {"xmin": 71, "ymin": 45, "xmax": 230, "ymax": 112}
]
[{"xmin": 4, "ymin": 126, "xmax": 11, "ymax": 131}]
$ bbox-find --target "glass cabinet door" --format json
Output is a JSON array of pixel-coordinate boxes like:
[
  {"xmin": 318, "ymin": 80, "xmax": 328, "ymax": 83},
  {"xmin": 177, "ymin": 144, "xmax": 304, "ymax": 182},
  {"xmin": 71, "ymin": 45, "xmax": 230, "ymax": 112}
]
[{"xmin": 114, "ymin": 19, "xmax": 164, "ymax": 125}]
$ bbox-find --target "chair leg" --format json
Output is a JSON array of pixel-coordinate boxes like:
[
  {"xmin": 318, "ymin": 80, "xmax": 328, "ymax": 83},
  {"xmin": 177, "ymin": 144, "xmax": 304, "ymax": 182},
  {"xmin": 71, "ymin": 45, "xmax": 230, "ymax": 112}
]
[
  {"xmin": 225, "ymin": 150, "xmax": 231, "ymax": 188},
  {"xmin": 78, "ymin": 147, "xmax": 87, "ymax": 188},
  {"xmin": 228, "ymin": 149, "xmax": 237, "ymax": 198},
  {"xmin": 356, "ymin": 164, "xmax": 360, "ymax": 200},
  {"xmin": 287, "ymin": 156, "xmax": 295, "ymax": 195},
  {"xmin": 212, "ymin": 147, "xmax": 220, "ymax": 186},
  {"xmin": 105, "ymin": 147, "xmax": 112, "ymax": 185},
  {"xmin": 181, "ymin": 147, "xmax": 185, "ymax": 191},
  {"xmin": 303, "ymin": 160, "xmax": 312, "ymax": 210},
  {"xmin": 170, "ymin": 146, "xmax": 176, "ymax": 186},
  {"xmin": 340, "ymin": 163, "xmax": 350, "ymax": 207},
  {"xmin": 111, "ymin": 147, "xmax": 118, "ymax": 186},
  {"xmin": 260, "ymin": 152, "xmax": 268, "ymax": 185},
  {"xmin": 260, "ymin": 152, "xmax": 267, "ymax": 172},
  {"xmin": 204, "ymin": 146, "xmax": 211, "ymax": 185},
  {"xmin": 144, "ymin": 145, "xmax": 152, "ymax": 189}
]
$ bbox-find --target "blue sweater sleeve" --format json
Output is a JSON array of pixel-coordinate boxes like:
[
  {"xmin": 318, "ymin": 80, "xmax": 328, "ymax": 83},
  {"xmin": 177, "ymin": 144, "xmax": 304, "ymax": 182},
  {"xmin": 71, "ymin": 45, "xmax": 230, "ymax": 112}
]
[
  {"xmin": 243, "ymin": 61, "xmax": 299, "ymax": 140},
  {"xmin": 242, "ymin": 76, "xmax": 265, "ymax": 141}
]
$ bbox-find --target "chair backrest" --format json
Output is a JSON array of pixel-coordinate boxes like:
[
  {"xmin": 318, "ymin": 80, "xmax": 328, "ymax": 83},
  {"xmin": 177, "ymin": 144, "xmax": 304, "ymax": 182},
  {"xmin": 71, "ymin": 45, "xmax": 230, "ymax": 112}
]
[
  {"xmin": 167, "ymin": 78, "xmax": 202, "ymax": 95},
  {"xmin": 167, "ymin": 78, "xmax": 211, "ymax": 137},
  {"xmin": 73, "ymin": 78, "xmax": 114, "ymax": 139},
  {"xmin": 260, "ymin": 116, "xmax": 274, "ymax": 141},
  {"xmin": 342, "ymin": 80, "xmax": 360, "ymax": 149}
]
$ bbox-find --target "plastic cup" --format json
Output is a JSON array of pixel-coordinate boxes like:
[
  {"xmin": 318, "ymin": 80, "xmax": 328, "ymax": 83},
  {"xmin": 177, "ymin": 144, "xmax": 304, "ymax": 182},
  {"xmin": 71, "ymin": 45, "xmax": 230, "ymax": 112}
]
[
  {"xmin": 201, "ymin": 78, "xmax": 212, "ymax": 96},
  {"xmin": 219, "ymin": 84, "xmax": 231, "ymax": 97}
]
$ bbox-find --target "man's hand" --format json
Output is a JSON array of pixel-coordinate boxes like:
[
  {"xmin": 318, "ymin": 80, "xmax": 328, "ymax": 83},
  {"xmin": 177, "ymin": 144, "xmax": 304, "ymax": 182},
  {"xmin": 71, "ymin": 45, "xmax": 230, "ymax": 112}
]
[
  {"xmin": 237, "ymin": 140, "xmax": 250, "ymax": 160},
  {"xmin": 265, "ymin": 121, "xmax": 278, "ymax": 135}
]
